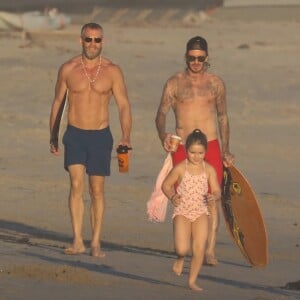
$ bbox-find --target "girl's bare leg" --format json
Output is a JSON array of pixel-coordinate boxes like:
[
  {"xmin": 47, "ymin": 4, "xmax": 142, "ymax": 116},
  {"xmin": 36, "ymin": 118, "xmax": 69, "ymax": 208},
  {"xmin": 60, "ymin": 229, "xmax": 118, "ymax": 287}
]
[
  {"xmin": 188, "ymin": 215, "xmax": 208, "ymax": 291},
  {"xmin": 173, "ymin": 256, "xmax": 184, "ymax": 276},
  {"xmin": 172, "ymin": 216, "xmax": 191, "ymax": 275}
]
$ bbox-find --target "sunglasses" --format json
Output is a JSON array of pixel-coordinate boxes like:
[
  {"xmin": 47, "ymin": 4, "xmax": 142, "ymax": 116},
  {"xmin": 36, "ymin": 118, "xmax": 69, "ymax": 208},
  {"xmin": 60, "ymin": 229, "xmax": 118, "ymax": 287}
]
[
  {"xmin": 83, "ymin": 37, "xmax": 103, "ymax": 43},
  {"xmin": 187, "ymin": 55, "xmax": 206, "ymax": 63}
]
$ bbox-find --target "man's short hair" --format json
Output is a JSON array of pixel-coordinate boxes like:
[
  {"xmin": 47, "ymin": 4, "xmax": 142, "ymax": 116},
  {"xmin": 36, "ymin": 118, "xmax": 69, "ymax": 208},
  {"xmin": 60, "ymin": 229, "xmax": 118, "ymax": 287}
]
[{"xmin": 81, "ymin": 23, "xmax": 103, "ymax": 36}]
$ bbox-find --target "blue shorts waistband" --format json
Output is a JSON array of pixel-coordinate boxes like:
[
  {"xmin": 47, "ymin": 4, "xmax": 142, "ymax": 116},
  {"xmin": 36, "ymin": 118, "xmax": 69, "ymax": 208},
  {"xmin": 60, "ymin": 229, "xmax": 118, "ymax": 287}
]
[{"xmin": 67, "ymin": 124, "xmax": 110, "ymax": 133}]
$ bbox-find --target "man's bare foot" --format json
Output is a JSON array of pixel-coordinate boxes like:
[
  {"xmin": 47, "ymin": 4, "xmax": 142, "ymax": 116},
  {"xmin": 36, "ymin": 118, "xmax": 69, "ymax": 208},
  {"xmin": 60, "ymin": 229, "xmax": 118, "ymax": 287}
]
[
  {"xmin": 204, "ymin": 255, "xmax": 218, "ymax": 266},
  {"xmin": 64, "ymin": 245, "xmax": 85, "ymax": 255},
  {"xmin": 189, "ymin": 282, "xmax": 203, "ymax": 292},
  {"xmin": 172, "ymin": 258, "xmax": 184, "ymax": 276},
  {"xmin": 90, "ymin": 247, "xmax": 106, "ymax": 258}
]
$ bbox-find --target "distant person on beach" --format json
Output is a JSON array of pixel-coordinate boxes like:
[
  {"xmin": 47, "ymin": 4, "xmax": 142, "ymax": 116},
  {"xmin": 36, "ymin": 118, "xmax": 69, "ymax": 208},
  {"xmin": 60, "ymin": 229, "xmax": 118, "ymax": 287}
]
[
  {"xmin": 162, "ymin": 129, "xmax": 221, "ymax": 291},
  {"xmin": 49, "ymin": 22, "xmax": 132, "ymax": 257},
  {"xmin": 155, "ymin": 35, "xmax": 234, "ymax": 266}
]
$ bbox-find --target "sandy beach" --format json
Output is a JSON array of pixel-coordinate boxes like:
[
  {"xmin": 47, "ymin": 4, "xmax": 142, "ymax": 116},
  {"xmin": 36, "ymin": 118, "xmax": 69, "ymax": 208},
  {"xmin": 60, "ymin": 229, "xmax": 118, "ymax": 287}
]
[{"xmin": 0, "ymin": 3, "xmax": 299, "ymax": 299}]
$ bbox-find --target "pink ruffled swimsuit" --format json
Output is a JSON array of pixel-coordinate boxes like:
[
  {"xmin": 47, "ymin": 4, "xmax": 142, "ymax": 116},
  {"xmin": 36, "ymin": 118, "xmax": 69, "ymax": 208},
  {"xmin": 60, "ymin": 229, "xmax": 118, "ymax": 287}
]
[{"xmin": 173, "ymin": 160, "xmax": 209, "ymax": 222}]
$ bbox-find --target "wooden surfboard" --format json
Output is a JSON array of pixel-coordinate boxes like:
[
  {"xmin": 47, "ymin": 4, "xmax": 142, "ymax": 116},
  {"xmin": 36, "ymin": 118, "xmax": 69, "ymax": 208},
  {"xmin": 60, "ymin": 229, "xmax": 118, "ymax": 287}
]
[
  {"xmin": 221, "ymin": 165, "xmax": 268, "ymax": 267},
  {"xmin": 50, "ymin": 91, "xmax": 68, "ymax": 151}
]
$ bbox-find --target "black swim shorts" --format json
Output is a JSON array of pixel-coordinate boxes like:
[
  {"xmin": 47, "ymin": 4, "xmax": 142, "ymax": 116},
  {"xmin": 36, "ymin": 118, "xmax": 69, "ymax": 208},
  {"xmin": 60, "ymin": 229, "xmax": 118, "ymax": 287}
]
[{"xmin": 63, "ymin": 125, "xmax": 113, "ymax": 176}]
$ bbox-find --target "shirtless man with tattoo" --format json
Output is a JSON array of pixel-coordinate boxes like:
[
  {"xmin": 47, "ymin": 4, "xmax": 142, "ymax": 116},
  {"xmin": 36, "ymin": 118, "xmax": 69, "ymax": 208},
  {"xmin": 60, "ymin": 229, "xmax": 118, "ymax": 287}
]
[
  {"xmin": 49, "ymin": 23, "xmax": 132, "ymax": 257},
  {"xmin": 155, "ymin": 36, "xmax": 234, "ymax": 266}
]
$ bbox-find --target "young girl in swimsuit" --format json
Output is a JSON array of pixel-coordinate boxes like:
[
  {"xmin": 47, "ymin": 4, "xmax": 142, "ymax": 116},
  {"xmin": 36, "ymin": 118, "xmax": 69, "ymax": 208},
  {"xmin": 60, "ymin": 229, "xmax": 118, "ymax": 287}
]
[{"xmin": 162, "ymin": 129, "xmax": 221, "ymax": 291}]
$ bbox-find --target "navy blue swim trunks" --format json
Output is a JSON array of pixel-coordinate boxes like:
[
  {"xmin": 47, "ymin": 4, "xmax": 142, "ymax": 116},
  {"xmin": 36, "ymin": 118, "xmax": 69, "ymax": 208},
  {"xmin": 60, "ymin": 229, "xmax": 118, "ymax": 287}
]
[{"xmin": 63, "ymin": 125, "xmax": 113, "ymax": 176}]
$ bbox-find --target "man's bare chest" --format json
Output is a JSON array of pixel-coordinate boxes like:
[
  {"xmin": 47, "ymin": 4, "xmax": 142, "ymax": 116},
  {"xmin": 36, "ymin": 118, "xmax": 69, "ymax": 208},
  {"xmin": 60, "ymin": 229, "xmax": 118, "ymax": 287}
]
[
  {"xmin": 68, "ymin": 70, "xmax": 113, "ymax": 95},
  {"xmin": 176, "ymin": 83, "xmax": 214, "ymax": 103}
]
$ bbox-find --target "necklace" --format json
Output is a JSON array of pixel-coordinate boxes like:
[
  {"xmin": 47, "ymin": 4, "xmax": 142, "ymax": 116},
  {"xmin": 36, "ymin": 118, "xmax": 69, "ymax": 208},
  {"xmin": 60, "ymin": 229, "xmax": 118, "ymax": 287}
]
[{"xmin": 81, "ymin": 55, "xmax": 102, "ymax": 87}]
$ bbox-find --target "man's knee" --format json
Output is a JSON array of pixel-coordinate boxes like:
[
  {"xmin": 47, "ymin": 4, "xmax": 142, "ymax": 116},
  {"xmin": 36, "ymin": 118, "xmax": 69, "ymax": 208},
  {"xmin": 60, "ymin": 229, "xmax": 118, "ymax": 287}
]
[
  {"xmin": 70, "ymin": 179, "xmax": 84, "ymax": 194},
  {"xmin": 89, "ymin": 185, "xmax": 104, "ymax": 200}
]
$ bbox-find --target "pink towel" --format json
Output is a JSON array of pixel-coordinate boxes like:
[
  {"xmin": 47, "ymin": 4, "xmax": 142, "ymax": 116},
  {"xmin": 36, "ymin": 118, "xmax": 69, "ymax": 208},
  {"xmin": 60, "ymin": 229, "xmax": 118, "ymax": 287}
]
[{"xmin": 147, "ymin": 153, "xmax": 173, "ymax": 222}]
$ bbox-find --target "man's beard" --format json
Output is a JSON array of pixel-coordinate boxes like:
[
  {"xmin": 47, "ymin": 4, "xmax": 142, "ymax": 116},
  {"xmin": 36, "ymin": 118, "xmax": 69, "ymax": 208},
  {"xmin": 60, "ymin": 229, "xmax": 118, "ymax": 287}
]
[
  {"xmin": 186, "ymin": 63, "xmax": 205, "ymax": 74},
  {"xmin": 83, "ymin": 47, "xmax": 102, "ymax": 60}
]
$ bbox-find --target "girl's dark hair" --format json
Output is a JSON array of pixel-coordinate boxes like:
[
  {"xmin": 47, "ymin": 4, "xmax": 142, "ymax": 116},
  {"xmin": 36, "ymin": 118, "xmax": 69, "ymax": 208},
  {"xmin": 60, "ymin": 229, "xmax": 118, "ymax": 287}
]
[{"xmin": 185, "ymin": 129, "xmax": 208, "ymax": 150}]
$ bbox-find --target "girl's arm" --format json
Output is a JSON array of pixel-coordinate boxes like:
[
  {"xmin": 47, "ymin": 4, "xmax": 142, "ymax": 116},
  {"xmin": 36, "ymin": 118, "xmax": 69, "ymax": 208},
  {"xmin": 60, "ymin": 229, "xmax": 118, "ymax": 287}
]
[
  {"xmin": 207, "ymin": 164, "xmax": 221, "ymax": 202},
  {"xmin": 162, "ymin": 165, "xmax": 182, "ymax": 206}
]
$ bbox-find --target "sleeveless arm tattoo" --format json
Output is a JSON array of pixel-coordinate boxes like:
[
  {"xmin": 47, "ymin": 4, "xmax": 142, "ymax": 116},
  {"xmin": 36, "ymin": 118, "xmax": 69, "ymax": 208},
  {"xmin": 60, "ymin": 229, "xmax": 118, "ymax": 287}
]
[
  {"xmin": 214, "ymin": 78, "xmax": 230, "ymax": 154},
  {"xmin": 155, "ymin": 79, "xmax": 176, "ymax": 142}
]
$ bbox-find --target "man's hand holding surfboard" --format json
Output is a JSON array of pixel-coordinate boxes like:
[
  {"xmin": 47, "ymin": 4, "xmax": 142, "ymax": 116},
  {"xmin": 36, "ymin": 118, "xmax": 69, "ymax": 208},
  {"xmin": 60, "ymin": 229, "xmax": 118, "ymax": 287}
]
[{"xmin": 222, "ymin": 150, "xmax": 235, "ymax": 168}]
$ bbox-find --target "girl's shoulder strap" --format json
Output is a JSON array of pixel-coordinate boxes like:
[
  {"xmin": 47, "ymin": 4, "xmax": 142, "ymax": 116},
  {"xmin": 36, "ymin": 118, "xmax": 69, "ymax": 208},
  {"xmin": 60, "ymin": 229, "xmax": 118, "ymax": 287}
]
[
  {"xmin": 184, "ymin": 159, "xmax": 188, "ymax": 172},
  {"xmin": 203, "ymin": 161, "xmax": 208, "ymax": 178}
]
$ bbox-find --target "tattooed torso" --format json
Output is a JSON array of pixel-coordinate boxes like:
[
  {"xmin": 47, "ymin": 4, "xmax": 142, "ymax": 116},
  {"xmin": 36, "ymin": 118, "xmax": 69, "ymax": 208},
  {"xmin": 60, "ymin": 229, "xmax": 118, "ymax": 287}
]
[{"xmin": 159, "ymin": 71, "xmax": 225, "ymax": 142}]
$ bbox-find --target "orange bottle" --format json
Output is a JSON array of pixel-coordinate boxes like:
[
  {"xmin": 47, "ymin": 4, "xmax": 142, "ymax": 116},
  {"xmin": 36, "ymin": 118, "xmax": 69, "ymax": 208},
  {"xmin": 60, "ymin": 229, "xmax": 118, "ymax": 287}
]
[{"xmin": 116, "ymin": 145, "xmax": 131, "ymax": 173}]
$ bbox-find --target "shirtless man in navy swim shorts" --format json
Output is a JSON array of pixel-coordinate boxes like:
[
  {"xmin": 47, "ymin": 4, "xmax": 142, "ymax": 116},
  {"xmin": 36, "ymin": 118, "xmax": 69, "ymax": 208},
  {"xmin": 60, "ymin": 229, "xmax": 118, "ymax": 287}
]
[
  {"xmin": 49, "ymin": 23, "xmax": 132, "ymax": 257},
  {"xmin": 155, "ymin": 36, "xmax": 234, "ymax": 266}
]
